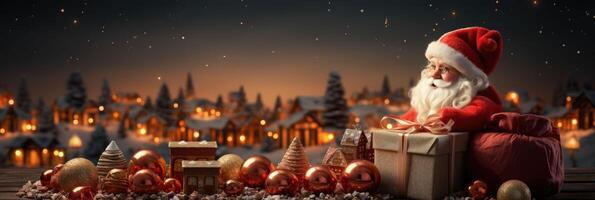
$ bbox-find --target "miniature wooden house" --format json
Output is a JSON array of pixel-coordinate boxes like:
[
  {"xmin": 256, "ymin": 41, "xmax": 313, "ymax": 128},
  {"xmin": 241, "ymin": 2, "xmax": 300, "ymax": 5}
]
[
  {"xmin": 169, "ymin": 141, "xmax": 217, "ymax": 183},
  {"xmin": 322, "ymin": 146, "xmax": 348, "ymax": 177},
  {"xmin": 182, "ymin": 160, "xmax": 220, "ymax": 195}
]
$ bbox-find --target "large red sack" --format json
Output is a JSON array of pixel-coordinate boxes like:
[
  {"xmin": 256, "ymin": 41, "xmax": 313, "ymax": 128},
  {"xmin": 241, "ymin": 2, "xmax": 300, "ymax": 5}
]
[{"xmin": 467, "ymin": 112, "xmax": 564, "ymax": 198}]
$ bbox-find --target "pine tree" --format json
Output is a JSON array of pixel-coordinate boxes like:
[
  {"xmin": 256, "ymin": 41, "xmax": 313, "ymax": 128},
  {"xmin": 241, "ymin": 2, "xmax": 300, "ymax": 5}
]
[
  {"xmin": 65, "ymin": 72, "xmax": 87, "ymax": 109},
  {"xmin": 175, "ymin": 87, "xmax": 185, "ymax": 108},
  {"xmin": 323, "ymin": 71, "xmax": 349, "ymax": 131},
  {"xmin": 238, "ymin": 86, "xmax": 247, "ymax": 106},
  {"xmin": 117, "ymin": 116, "xmax": 127, "ymax": 138},
  {"xmin": 143, "ymin": 96, "xmax": 154, "ymax": 111},
  {"xmin": 16, "ymin": 78, "xmax": 32, "ymax": 113},
  {"xmin": 255, "ymin": 93, "xmax": 263, "ymax": 110},
  {"xmin": 274, "ymin": 95, "xmax": 282, "ymax": 110},
  {"xmin": 38, "ymin": 105, "xmax": 56, "ymax": 134},
  {"xmin": 215, "ymin": 95, "xmax": 224, "ymax": 110},
  {"xmin": 83, "ymin": 124, "xmax": 110, "ymax": 164},
  {"xmin": 156, "ymin": 83, "xmax": 173, "ymax": 126},
  {"xmin": 36, "ymin": 97, "xmax": 45, "ymax": 114},
  {"xmin": 260, "ymin": 136, "xmax": 278, "ymax": 152},
  {"xmin": 186, "ymin": 73, "xmax": 195, "ymax": 98},
  {"xmin": 98, "ymin": 79, "xmax": 113, "ymax": 106},
  {"xmin": 278, "ymin": 137, "xmax": 310, "ymax": 178},
  {"xmin": 381, "ymin": 74, "xmax": 391, "ymax": 97}
]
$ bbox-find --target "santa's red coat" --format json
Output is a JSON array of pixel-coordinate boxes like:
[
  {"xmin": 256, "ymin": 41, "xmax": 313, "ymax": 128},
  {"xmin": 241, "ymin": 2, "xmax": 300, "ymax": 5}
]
[{"xmin": 395, "ymin": 86, "xmax": 503, "ymax": 132}]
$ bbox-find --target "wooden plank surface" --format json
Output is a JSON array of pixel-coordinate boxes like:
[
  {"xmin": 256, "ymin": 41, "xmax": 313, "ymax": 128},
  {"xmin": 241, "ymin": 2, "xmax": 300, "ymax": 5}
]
[{"xmin": 0, "ymin": 168, "xmax": 594, "ymax": 199}]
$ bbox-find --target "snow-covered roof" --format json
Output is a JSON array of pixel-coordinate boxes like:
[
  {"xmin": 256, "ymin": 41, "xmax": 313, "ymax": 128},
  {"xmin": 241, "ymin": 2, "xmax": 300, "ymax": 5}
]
[
  {"xmin": 321, "ymin": 146, "xmax": 348, "ymax": 167},
  {"xmin": 573, "ymin": 90, "xmax": 595, "ymax": 107},
  {"xmin": 186, "ymin": 117, "xmax": 233, "ymax": 131},
  {"xmin": 280, "ymin": 110, "xmax": 320, "ymax": 128},
  {"xmin": 544, "ymin": 106, "xmax": 568, "ymax": 118},
  {"xmin": 184, "ymin": 98, "xmax": 215, "ymax": 112},
  {"xmin": 5, "ymin": 134, "xmax": 62, "ymax": 149},
  {"xmin": 294, "ymin": 96, "xmax": 325, "ymax": 112},
  {"xmin": 340, "ymin": 128, "xmax": 370, "ymax": 146},
  {"xmin": 0, "ymin": 106, "xmax": 32, "ymax": 121},
  {"xmin": 128, "ymin": 105, "xmax": 146, "ymax": 119},
  {"xmin": 138, "ymin": 112, "xmax": 166, "ymax": 124}
]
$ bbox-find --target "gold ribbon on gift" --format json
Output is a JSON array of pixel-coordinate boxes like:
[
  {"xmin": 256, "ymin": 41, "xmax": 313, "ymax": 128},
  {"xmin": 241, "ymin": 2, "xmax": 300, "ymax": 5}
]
[{"xmin": 380, "ymin": 114, "xmax": 456, "ymax": 197}]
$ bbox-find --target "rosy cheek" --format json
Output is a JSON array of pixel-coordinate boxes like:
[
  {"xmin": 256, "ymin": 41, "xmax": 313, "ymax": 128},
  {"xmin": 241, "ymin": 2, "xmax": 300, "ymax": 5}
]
[{"xmin": 442, "ymin": 73, "xmax": 459, "ymax": 82}]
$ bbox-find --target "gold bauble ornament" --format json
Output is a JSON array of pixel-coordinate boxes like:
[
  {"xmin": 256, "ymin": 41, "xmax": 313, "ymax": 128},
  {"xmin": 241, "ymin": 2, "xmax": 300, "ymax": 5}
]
[
  {"xmin": 497, "ymin": 180, "xmax": 531, "ymax": 200},
  {"xmin": 101, "ymin": 169, "xmax": 128, "ymax": 194},
  {"xmin": 58, "ymin": 158, "xmax": 99, "ymax": 192},
  {"xmin": 218, "ymin": 154, "xmax": 244, "ymax": 182}
]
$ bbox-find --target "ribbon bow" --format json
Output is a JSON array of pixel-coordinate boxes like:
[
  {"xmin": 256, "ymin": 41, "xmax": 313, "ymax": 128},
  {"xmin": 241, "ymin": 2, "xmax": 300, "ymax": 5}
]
[{"xmin": 380, "ymin": 113, "xmax": 454, "ymax": 134}]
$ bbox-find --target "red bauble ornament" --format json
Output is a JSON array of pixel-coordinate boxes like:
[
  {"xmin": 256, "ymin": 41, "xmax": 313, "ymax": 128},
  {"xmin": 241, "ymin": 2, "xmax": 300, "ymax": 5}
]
[
  {"xmin": 128, "ymin": 150, "xmax": 166, "ymax": 179},
  {"xmin": 129, "ymin": 169, "xmax": 164, "ymax": 194},
  {"xmin": 341, "ymin": 160, "xmax": 380, "ymax": 193},
  {"xmin": 468, "ymin": 180, "xmax": 488, "ymax": 200},
  {"xmin": 223, "ymin": 179, "xmax": 244, "ymax": 196},
  {"xmin": 163, "ymin": 178, "xmax": 182, "ymax": 193},
  {"xmin": 69, "ymin": 186, "xmax": 96, "ymax": 200},
  {"xmin": 304, "ymin": 166, "xmax": 336, "ymax": 194},
  {"xmin": 239, "ymin": 155, "xmax": 276, "ymax": 188},
  {"xmin": 40, "ymin": 169, "xmax": 54, "ymax": 187},
  {"xmin": 50, "ymin": 164, "xmax": 63, "ymax": 191},
  {"xmin": 265, "ymin": 170, "xmax": 300, "ymax": 196}
]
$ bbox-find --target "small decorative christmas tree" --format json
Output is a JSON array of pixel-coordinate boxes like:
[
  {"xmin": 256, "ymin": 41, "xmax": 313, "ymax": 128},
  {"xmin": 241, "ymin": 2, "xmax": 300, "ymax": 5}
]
[
  {"xmin": 96, "ymin": 141, "xmax": 127, "ymax": 180},
  {"xmin": 278, "ymin": 137, "xmax": 310, "ymax": 179}
]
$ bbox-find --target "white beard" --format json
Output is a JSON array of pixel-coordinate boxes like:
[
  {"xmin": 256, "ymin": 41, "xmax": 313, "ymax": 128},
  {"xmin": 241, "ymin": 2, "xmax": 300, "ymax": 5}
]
[{"xmin": 409, "ymin": 69, "xmax": 479, "ymax": 124}]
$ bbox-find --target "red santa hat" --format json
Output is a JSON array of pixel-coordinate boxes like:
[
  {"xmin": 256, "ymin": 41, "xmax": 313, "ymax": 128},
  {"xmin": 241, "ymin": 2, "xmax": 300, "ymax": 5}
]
[{"xmin": 425, "ymin": 27, "xmax": 503, "ymax": 90}]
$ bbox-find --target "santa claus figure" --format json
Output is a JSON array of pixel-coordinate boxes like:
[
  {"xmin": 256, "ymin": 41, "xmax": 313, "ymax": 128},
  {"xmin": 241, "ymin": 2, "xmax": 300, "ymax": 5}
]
[{"xmin": 398, "ymin": 27, "xmax": 504, "ymax": 132}]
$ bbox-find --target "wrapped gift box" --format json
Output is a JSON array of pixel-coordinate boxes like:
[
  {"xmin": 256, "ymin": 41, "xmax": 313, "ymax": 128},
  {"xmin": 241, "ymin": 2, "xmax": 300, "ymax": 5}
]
[{"xmin": 372, "ymin": 129, "xmax": 468, "ymax": 199}]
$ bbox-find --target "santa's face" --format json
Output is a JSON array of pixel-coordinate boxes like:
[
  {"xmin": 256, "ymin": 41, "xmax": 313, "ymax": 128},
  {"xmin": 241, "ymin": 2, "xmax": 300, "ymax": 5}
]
[{"xmin": 409, "ymin": 58, "xmax": 479, "ymax": 123}]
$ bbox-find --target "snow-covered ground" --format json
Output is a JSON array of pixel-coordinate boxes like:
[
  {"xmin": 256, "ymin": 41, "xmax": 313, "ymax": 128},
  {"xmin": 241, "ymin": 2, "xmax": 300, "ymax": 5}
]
[{"xmin": 561, "ymin": 128, "xmax": 595, "ymax": 167}]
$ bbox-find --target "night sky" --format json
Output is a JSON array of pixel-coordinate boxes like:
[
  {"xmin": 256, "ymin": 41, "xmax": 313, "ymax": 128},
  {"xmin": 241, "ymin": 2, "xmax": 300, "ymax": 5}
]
[{"xmin": 1, "ymin": 0, "xmax": 593, "ymax": 106}]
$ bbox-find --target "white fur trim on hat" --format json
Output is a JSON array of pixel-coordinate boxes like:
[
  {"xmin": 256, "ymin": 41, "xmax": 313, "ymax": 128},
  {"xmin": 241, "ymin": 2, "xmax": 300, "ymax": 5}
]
[{"xmin": 425, "ymin": 41, "xmax": 489, "ymax": 90}]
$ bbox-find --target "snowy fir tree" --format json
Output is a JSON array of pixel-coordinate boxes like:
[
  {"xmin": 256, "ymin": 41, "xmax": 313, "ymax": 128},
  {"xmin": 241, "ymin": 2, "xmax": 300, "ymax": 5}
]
[
  {"xmin": 185, "ymin": 73, "xmax": 195, "ymax": 98},
  {"xmin": 237, "ymin": 86, "xmax": 247, "ymax": 106},
  {"xmin": 175, "ymin": 87, "xmax": 185, "ymax": 107},
  {"xmin": 117, "ymin": 117, "xmax": 127, "ymax": 139},
  {"xmin": 255, "ymin": 93, "xmax": 264, "ymax": 110},
  {"xmin": 156, "ymin": 83, "xmax": 174, "ymax": 126},
  {"xmin": 36, "ymin": 97, "xmax": 45, "ymax": 112},
  {"xmin": 273, "ymin": 95, "xmax": 282, "ymax": 112},
  {"xmin": 16, "ymin": 77, "xmax": 32, "ymax": 113},
  {"xmin": 98, "ymin": 79, "xmax": 113, "ymax": 106},
  {"xmin": 83, "ymin": 124, "xmax": 110, "ymax": 164},
  {"xmin": 322, "ymin": 71, "xmax": 349, "ymax": 131},
  {"xmin": 144, "ymin": 96, "xmax": 154, "ymax": 111},
  {"xmin": 260, "ymin": 136, "xmax": 278, "ymax": 152},
  {"xmin": 38, "ymin": 105, "xmax": 56, "ymax": 134},
  {"xmin": 381, "ymin": 74, "xmax": 391, "ymax": 97},
  {"xmin": 65, "ymin": 72, "xmax": 87, "ymax": 109},
  {"xmin": 269, "ymin": 95, "xmax": 283, "ymax": 121},
  {"xmin": 215, "ymin": 95, "xmax": 224, "ymax": 110}
]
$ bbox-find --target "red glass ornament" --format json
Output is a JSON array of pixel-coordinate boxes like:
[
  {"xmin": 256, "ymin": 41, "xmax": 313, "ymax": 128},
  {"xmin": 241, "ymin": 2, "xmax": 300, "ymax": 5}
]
[
  {"xmin": 50, "ymin": 164, "xmax": 63, "ymax": 191},
  {"xmin": 223, "ymin": 179, "xmax": 244, "ymax": 196},
  {"xmin": 128, "ymin": 150, "xmax": 166, "ymax": 179},
  {"xmin": 40, "ymin": 169, "xmax": 54, "ymax": 187},
  {"xmin": 265, "ymin": 169, "xmax": 300, "ymax": 196},
  {"xmin": 468, "ymin": 180, "xmax": 488, "ymax": 200},
  {"xmin": 304, "ymin": 166, "xmax": 336, "ymax": 193},
  {"xmin": 239, "ymin": 155, "xmax": 275, "ymax": 188},
  {"xmin": 69, "ymin": 186, "xmax": 96, "ymax": 200},
  {"xmin": 341, "ymin": 160, "xmax": 380, "ymax": 193},
  {"xmin": 129, "ymin": 169, "xmax": 164, "ymax": 194},
  {"xmin": 163, "ymin": 178, "xmax": 182, "ymax": 193}
]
